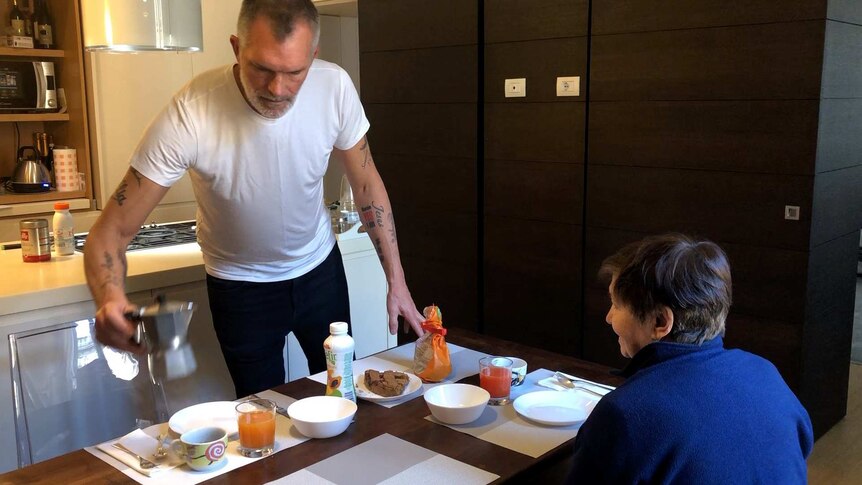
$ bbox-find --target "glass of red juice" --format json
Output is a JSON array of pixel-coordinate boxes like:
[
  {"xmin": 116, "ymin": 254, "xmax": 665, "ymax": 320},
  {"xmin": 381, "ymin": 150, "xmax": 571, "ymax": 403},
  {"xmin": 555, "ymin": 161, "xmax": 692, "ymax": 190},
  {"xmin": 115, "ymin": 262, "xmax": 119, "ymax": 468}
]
[{"xmin": 479, "ymin": 356, "xmax": 514, "ymax": 405}]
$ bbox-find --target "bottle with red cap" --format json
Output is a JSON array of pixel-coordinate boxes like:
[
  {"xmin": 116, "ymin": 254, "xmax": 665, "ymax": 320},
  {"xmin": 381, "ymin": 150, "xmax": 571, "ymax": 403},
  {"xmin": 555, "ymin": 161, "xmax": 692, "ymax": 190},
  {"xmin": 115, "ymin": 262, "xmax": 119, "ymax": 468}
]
[{"xmin": 53, "ymin": 201, "xmax": 74, "ymax": 256}]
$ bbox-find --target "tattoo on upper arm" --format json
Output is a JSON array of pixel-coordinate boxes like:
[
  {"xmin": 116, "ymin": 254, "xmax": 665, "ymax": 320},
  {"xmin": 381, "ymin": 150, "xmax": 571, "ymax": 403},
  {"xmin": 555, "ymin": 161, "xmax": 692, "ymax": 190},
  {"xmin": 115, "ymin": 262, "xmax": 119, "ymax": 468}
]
[
  {"xmin": 130, "ymin": 168, "xmax": 143, "ymax": 187},
  {"xmin": 360, "ymin": 139, "xmax": 372, "ymax": 168},
  {"xmin": 113, "ymin": 180, "xmax": 128, "ymax": 206},
  {"xmin": 387, "ymin": 212, "xmax": 397, "ymax": 244}
]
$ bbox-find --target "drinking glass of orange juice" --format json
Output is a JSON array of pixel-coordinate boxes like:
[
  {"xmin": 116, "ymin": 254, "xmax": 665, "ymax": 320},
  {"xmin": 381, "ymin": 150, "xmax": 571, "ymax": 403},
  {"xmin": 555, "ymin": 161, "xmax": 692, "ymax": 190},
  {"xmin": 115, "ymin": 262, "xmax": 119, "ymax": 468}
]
[
  {"xmin": 236, "ymin": 398, "xmax": 277, "ymax": 457},
  {"xmin": 479, "ymin": 356, "xmax": 514, "ymax": 405}
]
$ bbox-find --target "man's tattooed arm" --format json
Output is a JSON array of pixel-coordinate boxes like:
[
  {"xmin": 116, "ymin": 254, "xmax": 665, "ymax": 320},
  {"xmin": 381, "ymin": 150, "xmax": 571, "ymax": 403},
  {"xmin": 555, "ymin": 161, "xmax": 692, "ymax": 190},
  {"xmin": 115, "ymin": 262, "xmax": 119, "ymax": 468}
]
[{"xmin": 113, "ymin": 180, "xmax": 128, "ymax": 206}]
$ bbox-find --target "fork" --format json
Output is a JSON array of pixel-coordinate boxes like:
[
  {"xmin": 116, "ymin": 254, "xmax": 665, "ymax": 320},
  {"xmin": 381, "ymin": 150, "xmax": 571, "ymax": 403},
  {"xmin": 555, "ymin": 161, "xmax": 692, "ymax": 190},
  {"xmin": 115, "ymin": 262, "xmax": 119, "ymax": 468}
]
[{"xmin": 112, "ymin": 443, "xmax": 158, "ymax": 470}]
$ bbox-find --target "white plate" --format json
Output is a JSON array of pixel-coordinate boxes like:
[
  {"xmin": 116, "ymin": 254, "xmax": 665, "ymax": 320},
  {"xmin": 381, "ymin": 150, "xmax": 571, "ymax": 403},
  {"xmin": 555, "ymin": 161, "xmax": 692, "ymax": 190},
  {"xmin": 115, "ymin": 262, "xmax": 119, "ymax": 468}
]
[
  {"xmin": 169, "ymin": 401, "xmax": 239, "ymax": 436},
  {"xmin": 513, "ymin": 391, "xmax": 598, "ymax": 426},
  {"xmin": 354, "ymin": 371, "xmax": 423, "ymax": 402}
]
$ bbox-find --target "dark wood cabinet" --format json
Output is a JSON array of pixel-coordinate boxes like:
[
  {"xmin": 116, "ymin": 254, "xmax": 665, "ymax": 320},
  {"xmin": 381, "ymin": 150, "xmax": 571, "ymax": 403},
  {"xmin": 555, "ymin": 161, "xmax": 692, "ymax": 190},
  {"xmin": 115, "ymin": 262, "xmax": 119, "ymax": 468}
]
[{"xmin": 359, "ymin": 0, "xmax": 862, "ymax": 439}]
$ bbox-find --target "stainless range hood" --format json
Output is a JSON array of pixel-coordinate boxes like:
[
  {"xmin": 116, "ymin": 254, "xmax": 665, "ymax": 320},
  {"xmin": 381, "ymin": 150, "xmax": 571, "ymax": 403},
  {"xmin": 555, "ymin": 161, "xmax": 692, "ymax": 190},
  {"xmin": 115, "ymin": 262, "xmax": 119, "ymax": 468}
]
[{"xmin": 81, "ymin": 0, "xmax": 203, "ymax": 52}]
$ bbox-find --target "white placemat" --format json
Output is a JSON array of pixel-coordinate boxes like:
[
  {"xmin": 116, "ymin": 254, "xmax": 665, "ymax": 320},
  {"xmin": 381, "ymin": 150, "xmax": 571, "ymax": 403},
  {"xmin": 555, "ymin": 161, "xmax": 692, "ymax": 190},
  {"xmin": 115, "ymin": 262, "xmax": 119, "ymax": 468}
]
[
  {"xmin": 266, "ymin": 433, "xmax": 499, "ymax": 485},
  {"xmin": 424, "ymin": 369, "xmax": 604, "ymax": 458},
  {"xmin": 86, "ymin": 390, "xmax": 308, "ymax": 484},
  {"xmin": 307, "ymin": 343, "xmax": 491, "ymax": 408}
]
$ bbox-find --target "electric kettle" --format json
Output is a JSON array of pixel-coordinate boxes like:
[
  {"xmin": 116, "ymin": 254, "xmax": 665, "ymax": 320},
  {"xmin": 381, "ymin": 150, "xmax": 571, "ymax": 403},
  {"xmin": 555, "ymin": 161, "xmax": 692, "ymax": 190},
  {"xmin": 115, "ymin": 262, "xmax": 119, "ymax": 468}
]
[{"xmin": 12, "ymin": 146, "xmax": 51, "ymax": 193}]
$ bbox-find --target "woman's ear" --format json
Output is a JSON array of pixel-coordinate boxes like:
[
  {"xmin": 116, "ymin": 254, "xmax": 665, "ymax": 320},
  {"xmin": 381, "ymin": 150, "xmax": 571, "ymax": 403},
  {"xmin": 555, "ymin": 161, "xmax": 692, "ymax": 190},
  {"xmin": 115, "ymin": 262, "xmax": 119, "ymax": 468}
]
[{"xmin": 654, "ymin": 306, "xmax": 674, "ymax": 340}]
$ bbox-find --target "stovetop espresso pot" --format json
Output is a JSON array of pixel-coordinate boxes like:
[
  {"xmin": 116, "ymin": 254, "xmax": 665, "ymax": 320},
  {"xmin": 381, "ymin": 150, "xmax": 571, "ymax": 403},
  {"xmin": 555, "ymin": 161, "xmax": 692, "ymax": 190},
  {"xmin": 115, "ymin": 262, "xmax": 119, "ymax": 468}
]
[{"xmin": 125, "ymin": 294, "xmax": 197, "ymax": 382}]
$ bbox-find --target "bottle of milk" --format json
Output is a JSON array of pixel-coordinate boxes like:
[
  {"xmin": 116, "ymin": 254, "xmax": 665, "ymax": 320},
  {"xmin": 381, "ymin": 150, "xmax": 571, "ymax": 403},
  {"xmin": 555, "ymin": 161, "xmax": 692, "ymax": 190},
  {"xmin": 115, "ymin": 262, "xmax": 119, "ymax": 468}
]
[{"xmin": 323, "ymin": 321, "xmax": 355, "ymax": 402}]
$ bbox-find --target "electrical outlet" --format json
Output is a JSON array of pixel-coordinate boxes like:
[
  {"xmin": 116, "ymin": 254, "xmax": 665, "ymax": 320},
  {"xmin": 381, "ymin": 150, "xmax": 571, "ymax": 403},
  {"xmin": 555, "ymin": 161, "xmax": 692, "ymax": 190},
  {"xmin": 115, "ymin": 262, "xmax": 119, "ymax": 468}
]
[
  {"xmin": 784, "ymin": 205, "xmax": 800, "ymax": 221},
  {"xmin": 556, "ymin": 76, "xmax": 580, "ymax": 96},
  {"xmin": 505, "ymin": 78, "xmax": 526, "ymax": 98}
]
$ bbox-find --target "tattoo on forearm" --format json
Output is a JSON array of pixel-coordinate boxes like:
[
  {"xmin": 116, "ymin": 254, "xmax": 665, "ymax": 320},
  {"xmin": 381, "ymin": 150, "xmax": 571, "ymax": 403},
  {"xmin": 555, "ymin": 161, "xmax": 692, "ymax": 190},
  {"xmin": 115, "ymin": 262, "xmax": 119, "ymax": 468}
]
[
  {"xmin": 373, "ymin": 237, "xmax": 384, "ymax": 263},
  {"xmin": 98, "ymin": 251, "xmax": 123, "ymax": 290},
  {"xmin": 102, "ymin": 251, "xmax": 114, "ymax": 271},
  {"xmin": 113, "ymin": 180, "xmax": 128, "ymax": 206},
  {"xmin": 117, "ymin": 249, "xmax": 127, "ymax": 279},
  {"xmin": 373, "ymin": 202, "xmax": 385, "ymax": 228},
  {"xmin": 388, "ymin": 212, "xmax": 397, "ymax": 244},
  {"xmin": 130, "ymin": 168, "xmax": 143, "ymax": 187},
  {"xmin": 360, "ymin": 205, "xmax": 375, "ymax": 228}
]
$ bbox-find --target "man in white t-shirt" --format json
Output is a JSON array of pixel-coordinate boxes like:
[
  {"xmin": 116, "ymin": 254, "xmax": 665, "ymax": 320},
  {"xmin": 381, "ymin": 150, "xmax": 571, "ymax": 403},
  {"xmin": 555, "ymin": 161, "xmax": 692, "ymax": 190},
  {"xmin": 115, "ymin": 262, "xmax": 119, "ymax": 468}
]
[{"xmin": 83, "ymin": 0, "xmax": 425, "ymax": 398}]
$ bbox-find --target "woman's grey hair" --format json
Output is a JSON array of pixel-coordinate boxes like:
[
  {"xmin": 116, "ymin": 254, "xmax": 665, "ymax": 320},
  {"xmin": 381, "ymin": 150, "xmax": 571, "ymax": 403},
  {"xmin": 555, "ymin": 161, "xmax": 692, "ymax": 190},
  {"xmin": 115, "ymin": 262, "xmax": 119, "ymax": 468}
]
[
  {"xmin": 599, "ymin": 233, "xmax": 732, "ymax": 345},
  {"xmin": 237, "ymin": 0, "xmax": 320, "ymax": 49}
]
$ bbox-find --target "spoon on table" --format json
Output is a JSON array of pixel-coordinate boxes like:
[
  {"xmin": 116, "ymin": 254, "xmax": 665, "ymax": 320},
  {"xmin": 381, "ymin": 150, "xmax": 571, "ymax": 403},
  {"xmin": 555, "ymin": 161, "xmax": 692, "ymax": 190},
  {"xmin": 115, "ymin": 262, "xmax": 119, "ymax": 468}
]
[
  {"xmin": 553, "ymin": 373, "xmax": 608, "ymax": 398},
  {"xmin": 112, "ymin": 443, "xmax": 158, "ymax": 470}
]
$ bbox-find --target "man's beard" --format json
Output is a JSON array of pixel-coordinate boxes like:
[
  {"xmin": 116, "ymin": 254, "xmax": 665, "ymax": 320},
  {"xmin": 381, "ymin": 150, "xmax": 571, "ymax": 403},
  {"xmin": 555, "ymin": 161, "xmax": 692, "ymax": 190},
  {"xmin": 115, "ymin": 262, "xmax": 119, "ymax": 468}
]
[{"xmin": 238, "ymin": 70, "xmax": 294, "ymax": 119}]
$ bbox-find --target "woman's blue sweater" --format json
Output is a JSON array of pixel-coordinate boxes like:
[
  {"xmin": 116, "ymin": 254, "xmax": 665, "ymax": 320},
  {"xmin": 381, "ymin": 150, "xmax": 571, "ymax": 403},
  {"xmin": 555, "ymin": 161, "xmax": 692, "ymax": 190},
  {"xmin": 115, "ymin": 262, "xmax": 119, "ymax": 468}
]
[{"xmin": 567, "ymin": 337, "xmax": 813, "ymax": 484}]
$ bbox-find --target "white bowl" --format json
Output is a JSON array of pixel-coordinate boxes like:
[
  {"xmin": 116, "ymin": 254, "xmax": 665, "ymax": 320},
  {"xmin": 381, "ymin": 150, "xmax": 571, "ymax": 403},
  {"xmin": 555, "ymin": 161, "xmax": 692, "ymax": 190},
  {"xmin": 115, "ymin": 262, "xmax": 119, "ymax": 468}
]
[
  {"xmin": 423, "ymin": 383, "xmax": 490, "ymax": 425},
  {"xmin": 287, "ymin": 396, "xmax": 357, "ymax": 438}
]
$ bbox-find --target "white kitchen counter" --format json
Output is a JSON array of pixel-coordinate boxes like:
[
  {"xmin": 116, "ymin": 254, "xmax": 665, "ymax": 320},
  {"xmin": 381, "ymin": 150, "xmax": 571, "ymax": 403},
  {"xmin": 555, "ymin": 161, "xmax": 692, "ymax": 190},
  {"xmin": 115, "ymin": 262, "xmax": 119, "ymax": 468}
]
[
  {"xmin": 0, "ymin": 224, "xmax": 376, "ymax": 319},
  {"xmin": 0, "ymin": 244, "xmax": 206, "ymax": 319}
]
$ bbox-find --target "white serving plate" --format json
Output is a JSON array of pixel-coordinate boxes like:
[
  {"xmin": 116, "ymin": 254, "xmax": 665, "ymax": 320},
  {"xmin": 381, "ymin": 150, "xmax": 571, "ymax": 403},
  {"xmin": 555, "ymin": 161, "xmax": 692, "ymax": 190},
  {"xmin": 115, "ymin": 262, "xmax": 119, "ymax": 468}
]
[
  {"xmin": 169, "ymin": 401, "xmax": 239, "ymax": 436},
  {"xmin": 354, "ymin": 371, "xmax": 423, "ymax": 403},
  {"xmin": 513, "ymin": 391, "xmax": 597, "ymax": 426}
]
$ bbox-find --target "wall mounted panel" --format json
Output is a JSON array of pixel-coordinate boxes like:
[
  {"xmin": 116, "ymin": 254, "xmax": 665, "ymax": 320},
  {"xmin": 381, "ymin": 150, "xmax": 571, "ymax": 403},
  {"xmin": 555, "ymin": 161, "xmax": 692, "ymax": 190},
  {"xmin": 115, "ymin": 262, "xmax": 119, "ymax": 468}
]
[
  {"xmin": 359, "ymin": 0, "xmax": 477, "ymax": 52},
  {"xmin": 361, "ymin": 46, "xmax": 478, "ymax": 104},
  {"xmin": 590, "ymin": 21, "xmax": 825, "ymax": 101},
  {"xmin": 484, "ymin": 216, "xmax": 582, "ymax": 354},
  {"xmin": 485, "ymin": 160, "xmax": 583, "ymax": 224},
  {"xmin": 589, "ymin": 100, "xmax": 819, "ymax": 175},
  {"xmin": 815, "ymin": 98, "xmax": 862, "ymax": 173},
  {"xmin": 365, "ymin": 104, "xmax": 477, "ymax": 159},
  {"xmin": 377, "ymin": 154, "xmax": 476, "ymax": 216},
  {"xmin": 811, "ymin": 165, "xmax": 862, "ymax": 246},
  {"xmin": 485, "ymin": 0, "xmax": 588, "ymax": 43},
  {"xmin": 485, "ymin": 103, "xmax": 585, "ymax": 162},
  {"xmin": 593, "ymin": 1, "xmax": 825, "ymax": 35},
  {"xmin": 586, "ymin": 165, "xmax": 814, "ymax": 250}
]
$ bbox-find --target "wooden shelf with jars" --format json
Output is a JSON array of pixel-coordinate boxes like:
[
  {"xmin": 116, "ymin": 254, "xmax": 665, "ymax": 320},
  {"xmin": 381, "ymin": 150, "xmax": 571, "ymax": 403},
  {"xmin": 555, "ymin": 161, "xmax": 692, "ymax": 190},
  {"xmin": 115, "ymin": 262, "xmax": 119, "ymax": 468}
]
[{"xmin": 0, "ymin": 0, "xmax": 93, "ymax": 213}]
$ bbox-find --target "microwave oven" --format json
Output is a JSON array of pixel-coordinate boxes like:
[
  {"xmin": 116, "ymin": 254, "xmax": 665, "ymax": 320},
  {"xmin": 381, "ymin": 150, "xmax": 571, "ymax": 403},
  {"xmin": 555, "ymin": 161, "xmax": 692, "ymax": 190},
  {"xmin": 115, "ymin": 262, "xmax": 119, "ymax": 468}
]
[{"xmin": 0, "ymin": 61, "xmax": 57, "ymax": 112}]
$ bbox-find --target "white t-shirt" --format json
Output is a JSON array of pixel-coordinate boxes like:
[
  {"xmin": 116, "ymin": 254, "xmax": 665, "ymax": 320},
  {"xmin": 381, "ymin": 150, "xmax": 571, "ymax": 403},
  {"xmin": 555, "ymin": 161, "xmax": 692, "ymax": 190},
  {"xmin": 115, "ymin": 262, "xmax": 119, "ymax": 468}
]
[{"xmin": 130, "ymin": 59, "xmax": 369, "ymax": 282}]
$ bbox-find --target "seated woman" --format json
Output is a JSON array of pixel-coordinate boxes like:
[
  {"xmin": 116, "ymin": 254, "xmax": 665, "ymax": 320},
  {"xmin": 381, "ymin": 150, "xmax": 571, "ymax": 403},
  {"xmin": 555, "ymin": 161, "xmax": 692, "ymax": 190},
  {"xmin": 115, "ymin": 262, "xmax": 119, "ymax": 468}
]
[{"xmin": 567, "ymin": 233, "xmax": 813, "ymax": 484}]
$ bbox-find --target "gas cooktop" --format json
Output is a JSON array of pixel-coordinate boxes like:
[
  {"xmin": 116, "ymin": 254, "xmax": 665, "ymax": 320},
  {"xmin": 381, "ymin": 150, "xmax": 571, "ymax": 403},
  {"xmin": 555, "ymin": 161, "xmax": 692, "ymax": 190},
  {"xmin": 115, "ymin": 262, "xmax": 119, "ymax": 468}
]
[{"xmin": 74, "ymin": 221, "xmax": 198, "ymax": 253}]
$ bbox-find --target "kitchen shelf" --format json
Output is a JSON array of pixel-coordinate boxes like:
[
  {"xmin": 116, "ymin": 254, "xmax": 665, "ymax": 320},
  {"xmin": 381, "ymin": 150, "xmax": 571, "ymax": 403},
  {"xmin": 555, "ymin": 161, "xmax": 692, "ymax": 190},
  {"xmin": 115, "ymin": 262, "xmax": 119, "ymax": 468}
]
[
  {"xmin": 0, "ymin": 113, "xmax": 69, "ymax": 122},
  {"xmin": 0, "ymin": 47, "xmax": 64, "ymax": 58},
  {"xmin": 0, "ymin": 189, "xmax": 85, "ymax": 205}
]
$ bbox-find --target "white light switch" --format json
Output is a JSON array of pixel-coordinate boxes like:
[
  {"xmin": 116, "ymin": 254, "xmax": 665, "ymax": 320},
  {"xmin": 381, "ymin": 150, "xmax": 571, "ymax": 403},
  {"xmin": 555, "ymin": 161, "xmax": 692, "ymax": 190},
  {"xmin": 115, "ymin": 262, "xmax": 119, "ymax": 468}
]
[
  {"xmin": 556, "ymin": 76, "xmax": 580, "ymax": 97},
  {"xmin": 505, "ymin": 78, "xmax": 526, "ymax": 98},
  {"xmin": 784, "ymin": 205, "xmax": 800, "ymax": 220}
]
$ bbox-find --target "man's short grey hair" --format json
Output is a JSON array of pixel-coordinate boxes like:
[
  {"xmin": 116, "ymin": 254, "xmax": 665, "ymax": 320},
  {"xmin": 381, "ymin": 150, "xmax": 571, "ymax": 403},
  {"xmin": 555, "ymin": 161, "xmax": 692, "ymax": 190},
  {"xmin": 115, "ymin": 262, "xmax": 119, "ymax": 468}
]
[{"xmin": 237, "ymin": 0, "xmax": 320, "ymax": 49}]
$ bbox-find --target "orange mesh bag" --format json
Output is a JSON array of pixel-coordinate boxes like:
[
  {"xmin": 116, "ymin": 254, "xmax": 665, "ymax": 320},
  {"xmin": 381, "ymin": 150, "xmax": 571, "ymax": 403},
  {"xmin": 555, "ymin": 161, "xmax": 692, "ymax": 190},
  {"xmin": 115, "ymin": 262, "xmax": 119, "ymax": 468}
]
[{"xmin": 413, "ymin": 305, "xmax": 452, "ymax": 382}]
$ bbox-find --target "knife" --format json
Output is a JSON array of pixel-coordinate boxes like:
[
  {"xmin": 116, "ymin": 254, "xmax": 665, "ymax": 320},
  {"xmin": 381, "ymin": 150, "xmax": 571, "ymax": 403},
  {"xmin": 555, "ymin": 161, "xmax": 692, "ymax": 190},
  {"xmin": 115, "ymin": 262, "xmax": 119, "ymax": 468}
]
[{"xmin": 555, "ymin": 371, "xmax": 616, "ymax": 391}]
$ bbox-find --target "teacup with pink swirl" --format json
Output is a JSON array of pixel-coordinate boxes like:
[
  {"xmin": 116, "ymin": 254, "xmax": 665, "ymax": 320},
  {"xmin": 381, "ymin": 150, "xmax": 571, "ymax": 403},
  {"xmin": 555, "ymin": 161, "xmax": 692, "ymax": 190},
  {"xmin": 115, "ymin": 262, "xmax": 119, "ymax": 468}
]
[{"xmin": 171, "ymin": 426, "xmax": 228, "ymax": 471}]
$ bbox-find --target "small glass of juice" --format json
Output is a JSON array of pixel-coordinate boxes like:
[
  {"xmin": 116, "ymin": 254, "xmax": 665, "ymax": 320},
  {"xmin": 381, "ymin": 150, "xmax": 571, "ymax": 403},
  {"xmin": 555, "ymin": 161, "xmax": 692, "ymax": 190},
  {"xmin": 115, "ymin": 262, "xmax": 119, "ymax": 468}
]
[
  {"xmin": 479, "ymin": 356, "xmax": 514, "ymax": 405},
  {"xmin": 236, "ymin": 398, "xmax": 277, "ymax": 457}
]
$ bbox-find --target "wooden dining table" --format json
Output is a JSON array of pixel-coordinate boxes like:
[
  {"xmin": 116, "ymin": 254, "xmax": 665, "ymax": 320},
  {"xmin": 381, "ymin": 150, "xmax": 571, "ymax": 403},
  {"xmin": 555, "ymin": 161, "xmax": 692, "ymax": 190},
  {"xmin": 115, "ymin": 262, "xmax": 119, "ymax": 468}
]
[{"xmin": 0, "ymin": 328, "xmax": 624, "ymax": 484}]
